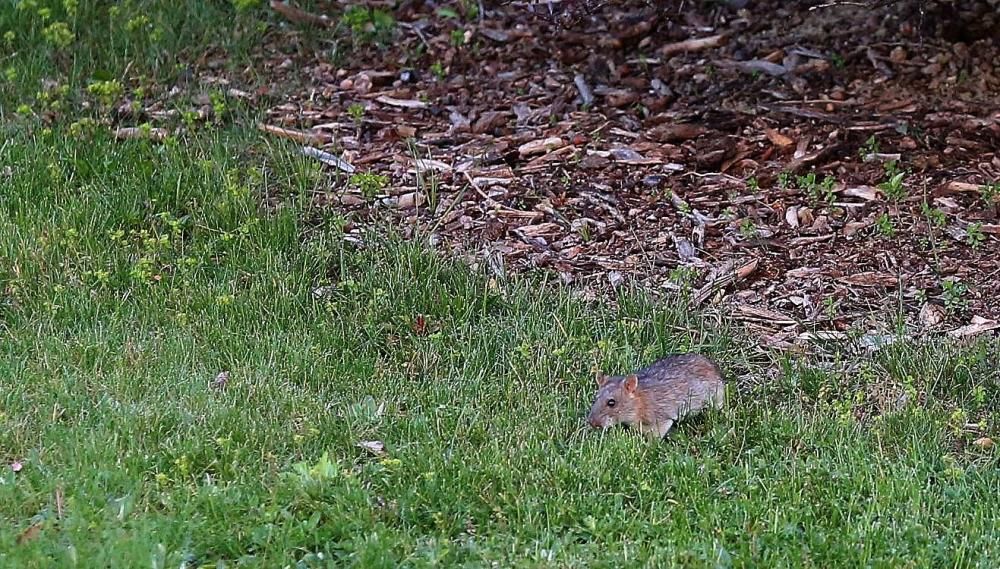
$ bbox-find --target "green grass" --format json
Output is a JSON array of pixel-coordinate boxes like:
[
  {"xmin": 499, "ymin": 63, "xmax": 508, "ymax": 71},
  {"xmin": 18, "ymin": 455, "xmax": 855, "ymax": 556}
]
[{"xmin": 2, "ymin": 1, "xmax": 1000, "ymax": 567}]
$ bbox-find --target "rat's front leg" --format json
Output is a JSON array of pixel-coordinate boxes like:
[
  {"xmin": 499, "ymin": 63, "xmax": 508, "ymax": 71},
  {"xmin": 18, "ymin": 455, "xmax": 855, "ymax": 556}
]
[{"xmin": 642, "ymin": 419, "xmax": 674, "ymax": 440}]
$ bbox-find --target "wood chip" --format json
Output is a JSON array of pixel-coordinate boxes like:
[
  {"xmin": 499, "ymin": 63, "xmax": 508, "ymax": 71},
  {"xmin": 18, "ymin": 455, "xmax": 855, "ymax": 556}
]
[
  {"xmin": 691, "ymin": 259, "xmax": 758, "ymax": 306},
  {"xmin": 645, "ymin": 123, "xmax": 706, "ymax": 143},
  {"xmin": 301, "ymin": 146, "xmax": 356, "ymax": 173},
  {"xmin": 660, "ymin": 34, "xmax": 727, "ymax": 57},
  {"xmin": 259, "ymin": 124, "xmax": 327, "ymax": 145},
  {"xmin": 765, "ymin": 128, "xmax": 794, "ymax": 147},
  {"xmin": 269, "ymin": 0, "xmax": 331, "ymax": 26},
  {"xmin": 841, "ymin": 186, "xmax": 878, "ymax": 201},
  {"xmin": 734, "ymin": 304, "xmax": 797, "ymax": 325},
  {"xmin": 943, "ymin": 181, "xmax": 982, "ymax": 193},
  {"xmin": 518, "ymin": 137, "xmax": 566, "ymax": 157},
  {"xmin": 376, "ymin": 95, "xmax": 428, "ymax": 109},
  {"xmin": 837, "ymin": 272, "xmax": 899, "ymax": 287}
]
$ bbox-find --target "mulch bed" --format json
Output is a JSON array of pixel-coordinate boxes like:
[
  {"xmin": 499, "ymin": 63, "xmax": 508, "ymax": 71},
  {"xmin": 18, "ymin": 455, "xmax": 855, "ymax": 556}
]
[{"xmin": 196, "ymin": 0, "xmax": 1000, "ymax": 351}]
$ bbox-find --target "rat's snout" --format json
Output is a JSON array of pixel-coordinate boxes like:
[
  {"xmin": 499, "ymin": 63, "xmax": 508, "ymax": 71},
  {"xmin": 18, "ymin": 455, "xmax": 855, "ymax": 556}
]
[{"xmin": 587, "ymin": 412, "xmax": 604, "ymax": 429}]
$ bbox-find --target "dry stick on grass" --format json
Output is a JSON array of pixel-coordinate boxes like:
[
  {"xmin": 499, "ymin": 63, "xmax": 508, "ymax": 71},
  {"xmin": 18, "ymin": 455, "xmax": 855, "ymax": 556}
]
[
  {"xmin": 269, "ymin": 0, "xmax": 332, "ymax": 27},
  {"xmin": 258, "ymin": 124, "xmax": 329, "ymax": 145},
  {"xmin": 115, "ymin": 127, "xmax": 168, "ymax": 142}
]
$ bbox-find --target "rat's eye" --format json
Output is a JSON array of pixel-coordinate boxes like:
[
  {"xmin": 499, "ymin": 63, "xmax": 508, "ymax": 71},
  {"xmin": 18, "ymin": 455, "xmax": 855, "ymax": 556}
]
[{"xmin": 607, "ymin": 398, "xmax": 616, "ymax": 408}]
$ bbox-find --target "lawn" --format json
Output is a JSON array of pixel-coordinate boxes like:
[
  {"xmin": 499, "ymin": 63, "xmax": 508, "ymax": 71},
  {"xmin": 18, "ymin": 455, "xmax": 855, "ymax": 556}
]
[{"xmin": 1, "ymin": 1, "xmax": 998, "ymax": 567}]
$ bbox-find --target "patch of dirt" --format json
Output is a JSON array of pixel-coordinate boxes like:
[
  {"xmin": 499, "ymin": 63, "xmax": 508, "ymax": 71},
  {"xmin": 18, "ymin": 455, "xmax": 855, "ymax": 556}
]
[{"xmin": 184, "ymin": 1, "xmax": 1000, "ymax": 351}]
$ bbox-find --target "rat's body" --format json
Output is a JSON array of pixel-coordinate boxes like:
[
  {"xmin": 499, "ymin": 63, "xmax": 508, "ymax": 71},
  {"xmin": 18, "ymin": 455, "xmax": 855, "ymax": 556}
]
[{"xmin": 586, "ymin": 353, "xmax": 725, "ymax": 439}]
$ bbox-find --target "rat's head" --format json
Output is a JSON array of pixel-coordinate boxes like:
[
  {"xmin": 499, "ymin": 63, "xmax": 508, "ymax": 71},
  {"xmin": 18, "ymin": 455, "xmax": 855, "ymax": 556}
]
[{"xmin": 587, "ymin": 373, "xmax": 641, "ymax": 430}]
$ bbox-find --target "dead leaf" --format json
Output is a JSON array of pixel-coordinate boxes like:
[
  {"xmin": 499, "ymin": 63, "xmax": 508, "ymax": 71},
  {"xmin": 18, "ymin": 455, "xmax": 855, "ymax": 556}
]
[
  {"xmin": 16, "ymin": 523, "xmax": 42, "ymax": 545},
  {"xmin": 918, "ymin": 303, "xmax": 946, "ymax": 328},
  {"xmin": 972, "ymin": 437, "xmax": 995, "ymax": 450},
  {"xmin": 411, "ymin": 158, "xmax": 451, "ymax": 172},
  {"xmin": 798, "ymin": 331, "xmax": 848, "ymax": 341},
  {"xmin": 269, "ymin": 0, "xmax": 332, "ymax": 27},
  {"xmin": 785, "ymin": 206, "xmax": 799, "ymax": 228},
  {"xmin": 660, "ymin": 34, "xmax": 727, "ymax": 56},
  {"xmin": 375, "ymin": 95, "xmax": 428, "ymax": 109},
  {"xmin": 943, "ymin": 181, "xmax": 983, "ymax": 193},
  {"xmin": 412, "ymin": 315, "xmax": 427, "ymax": 335},
  {"xmin": 947, "ymin": 316, "xmax": 1000, "ymax": 338},
  {"xmin": 843, "ymin": 219, "xmax": 873, "ymax": 237},
  {"xmin": 785, "ymin": 267, "xmax": 823, "ymax": 279},
  {"xmin": 841, "ymin": 186, "xmax": 878, "ymax": 201},
  {"xmin": 514, "ymin": 222, "xmax": 561, "ymax": 238},
  {"xmin": 518, "ymin": 137, "xmax": 566, "ymax": 157},
  {"xmin": 396, "ymin": 192, "xmax": 426, "ymax": 209},
  {"xmin": 765, "ymin": 128, "xmax": 794, "ymax": 147},
  {"xmin": 357, "ymin": 440, "xmax": 386, "ymax": 456},
  {"xmin": 210, "ymin": 371, "xmax": 229, "ymax": 391},
  {"xmin": 645, "ymin": 123, "xmax": 706, "ymax": 143}
]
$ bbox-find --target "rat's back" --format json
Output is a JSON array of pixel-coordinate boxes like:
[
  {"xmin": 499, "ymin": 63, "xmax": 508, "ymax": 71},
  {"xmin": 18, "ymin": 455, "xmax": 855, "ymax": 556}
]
[
  {"xmin": 639, "ymin": 353, "xmax": 724, "ymax": 384},
  {"xmin": 638, "ymin": 353, "xmax": 725, "ymax": 416}
]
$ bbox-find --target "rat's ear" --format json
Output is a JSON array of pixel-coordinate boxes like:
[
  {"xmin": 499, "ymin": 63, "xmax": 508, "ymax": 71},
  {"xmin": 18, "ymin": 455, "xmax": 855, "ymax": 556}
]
[
  {"xmin": 595, "ymin": 373, "xmax": 609, "ymax": 387},
  {"xmin": 623, "ymin": 374, "xmax": 638, "ymax": 393}
]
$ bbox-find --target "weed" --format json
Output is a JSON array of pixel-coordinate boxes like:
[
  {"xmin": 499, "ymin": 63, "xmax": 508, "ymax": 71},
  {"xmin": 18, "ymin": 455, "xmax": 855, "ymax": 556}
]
[
  {"xmin": 777, "ymin": 171, "xmax": 791, "ymax": 189},
  {"xmin": 875, "ymin": 212, "xmax": 894, "ymax": 237},
  {"xmin": 231, "ymin": 0, "xmax": 261, "ymax": 13},
  {"xmin": 796, "ymin": 172, "xmax": 817, "ymax": 192},
  {"xmin": 860, "ymin": 135, "xmax": 879, "ymax": 158},
  {"xmin": 921, "ymin": 201, "xmax": 947, "ymax": 228},
  {"xmin": 819, "ymin": 175, "xmax": 837, "ymax": 203},
  {"xmin": 979, "ymin": 182, "xmax": 999, "ymax": 204},
  {"xmin": 210, "ymin": 90, "xmax": 227, "ymax": 121},
  {"xmin": 879, "ymin": 163, "xmax": 907, "ymax": 203},
  {"xmin": 430, "ymin": 61, "xmax": 446, "ymax": 81},
  {"xmin": 41, "ymin": 21, "xmax": 74, "ymax": 50},
  {"xmin": 739, "ymin": 218, "xmax": 758, "ymax": 239},
  {"xmin": 347, "ymin": 102, "xmax": 366, "ymax": 123},
  {"xmin": 746, "ymin": 176, "xmax": 759, "ymax": 191},
  {"xmin": 941, "ymin": 278, "xmax": 968, "ymax": 313},
  {"xmin": 350, "ymin": 172, "xmax": 388, "ymax": 200},
  {"xmin": 966, "ymin": 222, "xmax": 985, "ymax": 249},
  {"xmin": 340, "ymin": 5, "xmax": 395, "ymax": 46},
  {"xmin": 86, "ymin": 79, "xmax": 123, "ymax": 109}
]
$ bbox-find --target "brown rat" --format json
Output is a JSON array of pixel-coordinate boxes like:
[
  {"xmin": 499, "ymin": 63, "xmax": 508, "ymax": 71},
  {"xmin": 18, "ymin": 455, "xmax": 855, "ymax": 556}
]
[{"xmin": 586, "ymin": 353, "xmax": 725, "ymax": 439}]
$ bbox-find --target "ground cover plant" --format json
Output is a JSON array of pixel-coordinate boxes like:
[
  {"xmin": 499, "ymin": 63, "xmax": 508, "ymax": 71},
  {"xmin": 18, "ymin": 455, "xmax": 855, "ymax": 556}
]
[{"xmin": 2, "ymin": 1, "xmax": 999, "ymax": 567}]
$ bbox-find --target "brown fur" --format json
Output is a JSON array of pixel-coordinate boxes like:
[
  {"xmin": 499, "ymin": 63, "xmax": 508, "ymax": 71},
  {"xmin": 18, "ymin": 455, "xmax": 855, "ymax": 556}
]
[{"xmin": 586, "ymin": 353, "xmax": 725, "ymax": 439}]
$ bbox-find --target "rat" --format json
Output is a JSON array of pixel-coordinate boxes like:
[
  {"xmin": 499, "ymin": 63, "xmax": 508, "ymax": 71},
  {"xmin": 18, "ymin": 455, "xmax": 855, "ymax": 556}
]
[{"xmin": 586, "ymin": 353, "xmax": 725, "ymax": 439}]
